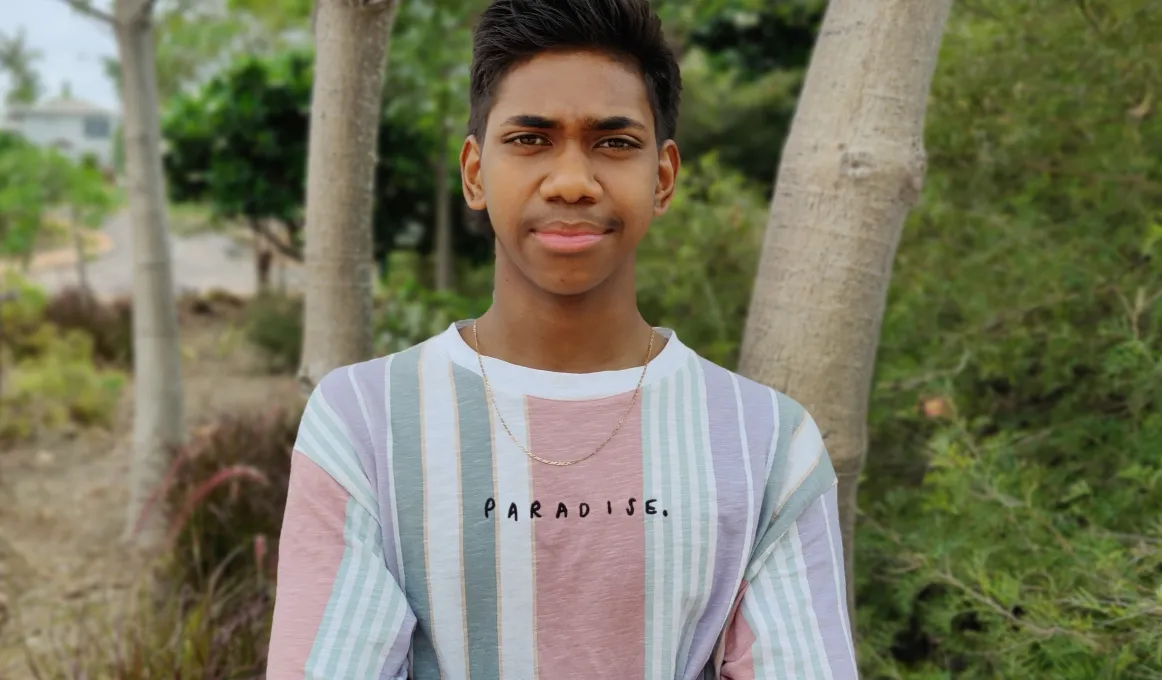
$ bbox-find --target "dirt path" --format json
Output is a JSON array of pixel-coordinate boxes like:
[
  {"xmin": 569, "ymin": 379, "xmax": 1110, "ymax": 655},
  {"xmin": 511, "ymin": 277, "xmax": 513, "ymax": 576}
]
[{"xmin": 0, "ymin": 319, "xmax": 300, "ymax": 678}]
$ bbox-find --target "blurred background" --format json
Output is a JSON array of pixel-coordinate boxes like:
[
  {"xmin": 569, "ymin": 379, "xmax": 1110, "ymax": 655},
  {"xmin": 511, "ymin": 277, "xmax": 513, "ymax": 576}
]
[{"xmin": 0, "ymin": 0, "xmax": 1160, "ymax": 678}]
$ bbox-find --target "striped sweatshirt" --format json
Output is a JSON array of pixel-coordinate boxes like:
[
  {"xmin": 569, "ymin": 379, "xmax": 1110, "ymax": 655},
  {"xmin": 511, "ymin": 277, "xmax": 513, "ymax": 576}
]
[{"xmin": 267, "ymin": 322, "xmax": 858, "ymax": 680}]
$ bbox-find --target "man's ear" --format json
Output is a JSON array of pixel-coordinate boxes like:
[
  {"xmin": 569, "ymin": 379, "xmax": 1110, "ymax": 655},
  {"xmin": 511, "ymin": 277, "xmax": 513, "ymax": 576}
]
[
  {"xmin": 653, "ymin": 139, "xmax": 681, "ymax": 217},
  {"xmin": 461, "ymin": 135, "xmax": 486, "ymax": 211}
]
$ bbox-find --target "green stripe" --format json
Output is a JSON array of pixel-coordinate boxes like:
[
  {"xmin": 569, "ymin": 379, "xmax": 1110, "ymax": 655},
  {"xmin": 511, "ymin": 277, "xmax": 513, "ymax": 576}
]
[
  {"xmin": 785, "ymin": 535, "xmax": 830, "ymax": 680},
  {"xmin": 323, "ymin": 506, "xmax": 372, "ymax": 679},
  {"xmin": 675, "ymin": 365, "xmax": 695, "ymax": 670},
  {"xmin": 678, "ymin": 356, "xmax": 711, "ymax": 671},
  {"xmin": 747, "ymin": 459, "xmax": 836, "ymax": 582},
  {"xmin": 390, "ymin": 346, "xmax": 439, "ymax": 677},
  {"xmin": 453, "ymin": 364, "xmax": 500, "ymax": 680}
]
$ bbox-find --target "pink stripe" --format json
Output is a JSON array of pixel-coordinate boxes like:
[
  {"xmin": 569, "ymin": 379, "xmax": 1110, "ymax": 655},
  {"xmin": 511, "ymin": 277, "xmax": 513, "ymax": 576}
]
[
  {"xmin": 267, "ymin": 450, "xmax": 349, "ymax": 679},
  {"xmin": 527, "ymin": 393, "xmax": 646, "ymax": 679},
  {"xmin": 720, "ymin": 581, "xmax": 757, "ymax": 680}
]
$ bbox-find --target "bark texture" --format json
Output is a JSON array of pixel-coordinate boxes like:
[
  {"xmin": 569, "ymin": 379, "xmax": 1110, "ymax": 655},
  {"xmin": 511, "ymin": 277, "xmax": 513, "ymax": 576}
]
[
  {"xmin": 298, "ymin": 0, "xmax": 400, "ymax": 390},
  {"xmin": 114, "ymin": 0, "xmax": 186, "ymax": 545},
  {"xmin": 738, "ymin": 0, "xmax": 953, "ymax": 616}
]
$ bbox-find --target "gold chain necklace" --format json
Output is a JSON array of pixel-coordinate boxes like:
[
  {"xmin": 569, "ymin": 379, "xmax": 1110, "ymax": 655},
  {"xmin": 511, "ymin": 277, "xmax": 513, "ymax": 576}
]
[{"xmin": 471, "ymin": 319, "xmax": 655, "ymax": 467}]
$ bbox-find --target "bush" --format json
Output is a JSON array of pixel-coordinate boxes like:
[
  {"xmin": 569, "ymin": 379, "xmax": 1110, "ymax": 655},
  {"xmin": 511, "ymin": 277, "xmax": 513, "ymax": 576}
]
[
  {"xmin": 243, "ymin": 292, "xmax": 302, "ymax": 373},
  {"xmin": 0, "ymin": 331, "xmax": 124, "ymax": 443},
  {"xmin": 161, "ymin": 405, "xmax": 300, "ymax": 590},
  {"xmin": 0, "ymin": 272, "xmax": 53, "ymax": 360},
  {"xmin": 42, "ymin": 287, "xmax": 133, "ymax": 367}
]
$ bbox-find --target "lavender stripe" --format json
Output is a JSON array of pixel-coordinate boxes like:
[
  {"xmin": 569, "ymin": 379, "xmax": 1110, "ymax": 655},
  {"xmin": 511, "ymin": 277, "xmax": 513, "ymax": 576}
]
[
  {"xmin": 737, "ymin": 376, "xmax": 776, "ymax": 524},
  {"xmin": 683, "ymin": 360, "xmax": 752, "ymax": 676},
  {"xmin": 798, "ymin": 486, "xmax": 858, "ymax": 679},
  {"xmin": 380, "ymin": 617, "xmax": 414, "ymax": 680}
]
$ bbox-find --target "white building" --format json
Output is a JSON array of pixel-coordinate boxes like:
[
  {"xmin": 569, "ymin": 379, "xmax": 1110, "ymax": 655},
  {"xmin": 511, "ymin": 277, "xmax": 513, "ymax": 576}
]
[{"xmin": 1, "ymin": 97, "xmax": 118, "ymax": 170}]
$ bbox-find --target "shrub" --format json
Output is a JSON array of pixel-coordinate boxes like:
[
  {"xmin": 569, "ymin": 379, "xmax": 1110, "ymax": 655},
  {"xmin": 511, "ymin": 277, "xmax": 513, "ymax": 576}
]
[
  {"xmin": 243, "ymin": 292, "xmax": 303, "ymax": 373},
  {"xmin": 161, "ymin": 405, "xmax": 300, "ymax": 590},
  {"xmin": 42, "ymin": 287, "xmax": 133, "ymax": 367},
  {"xmin": 0, "ymin": 331, "xmax": 124, "ymax": 443},
  {"xmin": 374, "ymin": 250, "xmax": 492, "ymax": 355},
  {"xmin": 0, "ymin": 272, "xmax": 53, "ymax": 360}
]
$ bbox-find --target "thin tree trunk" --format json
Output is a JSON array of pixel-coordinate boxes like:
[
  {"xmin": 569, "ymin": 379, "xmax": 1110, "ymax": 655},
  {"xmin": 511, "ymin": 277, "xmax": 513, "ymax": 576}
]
[
  {"xmin": 70, "ymin": 206, "xmax": 91, "ymax": 294},
  {"xmin": 298, "ymin": 0, "xmax": 400, "ymax": 390},
  {"xmin": 115, "ymin": 0, "xmax": 185, "ymax": 546},
  {"xmin": 433, "ymin": 115, "xmax": 455, "ymax": 292},
  {"xmin": 738, "ymin": 0, "xmax": 952, "ymax": 619}
]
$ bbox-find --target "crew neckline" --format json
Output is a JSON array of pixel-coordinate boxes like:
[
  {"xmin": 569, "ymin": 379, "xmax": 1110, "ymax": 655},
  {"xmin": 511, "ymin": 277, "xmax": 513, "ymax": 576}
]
[{"xmin": 429, "ymin": 320, "xmax": 692, "ymax": 401}]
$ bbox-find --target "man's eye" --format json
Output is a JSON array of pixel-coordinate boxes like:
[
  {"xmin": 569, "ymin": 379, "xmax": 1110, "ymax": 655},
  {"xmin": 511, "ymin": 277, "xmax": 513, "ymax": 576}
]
[
  {"xmin": 597, "ymin": 138, "xmax": 639, "ymax": 150},
  {"xmin": 508, "ymin": 134, "xmax": 548, "ymax": 146}
]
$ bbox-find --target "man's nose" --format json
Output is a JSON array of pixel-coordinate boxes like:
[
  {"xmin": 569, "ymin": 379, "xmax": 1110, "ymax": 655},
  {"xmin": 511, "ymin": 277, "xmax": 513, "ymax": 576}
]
[{"xmin": 539, "ymin": 143, "xmax": 603, "ymax": 204}]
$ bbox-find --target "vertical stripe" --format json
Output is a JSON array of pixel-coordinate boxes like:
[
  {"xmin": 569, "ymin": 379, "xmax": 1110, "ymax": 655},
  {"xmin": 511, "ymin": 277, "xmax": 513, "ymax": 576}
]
[
  {"xmin": 453, "ymin": 365, "xmax": 500, "ymax": 680},
  {"xmin": 492, "ymin": 390, "xmax": 536, "ymax": 680},
  {"xmin": 382, "ymin": 354, "xmax": 406, "ymax": 583},
  {"xmin": 787, "ymin": 519, "xmax": 836, "ymax": 680},
  {"xmin": 659, "ymin": 371, "xmax": 677, "ymax": 677},
  {"xmin": 329, "ymin": 510, "xmax": 378, "ymax": 678},
  {"xmin": 390, "ymin": 346, "xmax": 439, "ymax": 677},
  {"xmin": 677, "ymin": 358, "xmax": 718, "ymax": 679},
  {"xmin": 818, "ymin": 487, "xmax": 859, "ymax": 675},
  {"xmin": 773, "ymin": 539, "xmax": 817, "ymax": 679},
  {"xmin": 644, "ymin": 381, "xmax": 665, "ymax": 678},
  {"xmin": 528, "ymin": 391, "xmax": 646, "ymax": 679},
  {"xmin": 674, "ymin": 362, "xmax": 700, "ymax": 674},
  {"xmin": 685, "ymin": 363, "xmax": 754, "ymax": 675},
  {"xmin": 421, "ymin": 352, "xmax": 469, "ymax": 678}
]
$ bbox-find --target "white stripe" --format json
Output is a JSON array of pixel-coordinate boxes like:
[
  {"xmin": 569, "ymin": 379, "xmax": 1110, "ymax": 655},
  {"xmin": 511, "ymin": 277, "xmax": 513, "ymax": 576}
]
[
  {"xmin": 756, "ymin": 565, "xmax": 799, "ymax": 679},
  {"xmin": 821, "ymin": 492, "xmax": 859, "ymax": 671},
  {"xmin": 311, "ymin": 503, "xmax": 367, "ymax": 675},
  {"xmin": 493, "ymin": 389, "xmax": 536, "ymax": 679},
  {"xmin": 304, "ymin": 397, "xmax": 379, "ymax": 514},
  {"xmin": 778, "ymin": 414, "xmax": 825, "ymax": 509},
  {"xmin": 648, "ymin": 382, "xmax": 666, "ymax": 677},
  {"xmin": 741, "ymin": 587, "xmax": 774, "ymax": 677},
  {"xmin": 420, "ymin": 352, "xmax": 468, "ymax": 678},
  {"xmin": 666, "ymin": 372, "xmax": 683, "ymax": 676},
  {"xmin": 775, "ymin": 538, "xmax": 818, "ymax": 680},
  {"xmin": 789, "ymin": 517, "xmax": 835, "ymax": 680},
  {"xmin": 334, "ymin": 531, "xmax": 382, "ymax": 679},
  {"xmin": 382, "ymin": 354, "xmax": 406, "ymax": 583},
  {"xmin": 729, "ymin": 374, "xmax": 756, "ymax": 601},
  {"xmin": 766, "ymin": 390, "xmax": 780, "ymax": 484}
]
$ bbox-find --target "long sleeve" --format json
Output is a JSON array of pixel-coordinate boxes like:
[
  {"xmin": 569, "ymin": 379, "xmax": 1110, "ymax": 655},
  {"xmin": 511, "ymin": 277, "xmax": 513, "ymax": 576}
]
[
  {"xmin": 267, "ymin": 385, "xmax": 416, "ymax": 680},
  {"xmin": 717, "ymin": 404, "xmax": 859, "ymax": 680}
]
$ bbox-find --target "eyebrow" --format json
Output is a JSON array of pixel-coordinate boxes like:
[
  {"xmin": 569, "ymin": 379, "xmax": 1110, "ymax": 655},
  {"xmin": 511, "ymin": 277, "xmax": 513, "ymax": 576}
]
[{"xmin": 502, "ymin": 114, "xmax": 647, "ymax": 132}]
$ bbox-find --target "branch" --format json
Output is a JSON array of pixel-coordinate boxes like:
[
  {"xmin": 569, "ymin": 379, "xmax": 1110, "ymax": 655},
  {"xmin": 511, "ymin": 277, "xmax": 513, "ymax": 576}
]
[
  {"xmin": 250, "ymin": 219, "xmax": 303, "ymax": 263},
  {"xmin": 57, "ymin": 0, "xmax": 117, "ymax": 25}
]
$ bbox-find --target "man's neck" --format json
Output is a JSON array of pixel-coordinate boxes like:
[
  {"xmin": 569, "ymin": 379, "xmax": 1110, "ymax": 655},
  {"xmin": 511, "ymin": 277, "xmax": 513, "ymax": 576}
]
[{"xmin": 466, "ymin": 260, "xmax": 660, "ymax": 374}]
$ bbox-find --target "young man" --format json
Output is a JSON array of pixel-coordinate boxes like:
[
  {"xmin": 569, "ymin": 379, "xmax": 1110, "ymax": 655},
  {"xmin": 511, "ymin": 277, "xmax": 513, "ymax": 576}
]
[{"xmin": 267, "ymin": 0, "xmax": 858, "ymax": 678}]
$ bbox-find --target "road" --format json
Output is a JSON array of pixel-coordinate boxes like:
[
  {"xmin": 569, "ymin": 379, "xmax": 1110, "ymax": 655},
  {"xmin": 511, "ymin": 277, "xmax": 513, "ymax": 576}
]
[{"xmin": 28, "ymin": 210, "xmax": 303, "ymax": 299}]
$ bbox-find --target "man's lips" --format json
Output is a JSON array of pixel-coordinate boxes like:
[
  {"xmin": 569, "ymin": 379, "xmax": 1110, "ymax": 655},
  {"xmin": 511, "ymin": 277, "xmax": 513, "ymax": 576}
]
[{"xmin": 531, "ymin": 221, "xmax": 612, "ymax": 254}]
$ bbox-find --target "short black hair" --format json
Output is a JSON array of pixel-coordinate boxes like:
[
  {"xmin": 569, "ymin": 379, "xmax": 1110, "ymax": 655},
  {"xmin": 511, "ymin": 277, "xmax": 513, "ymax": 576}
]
[{"xmin": 468, "ymin": 0, "xmax": 682, "ymax": 145}]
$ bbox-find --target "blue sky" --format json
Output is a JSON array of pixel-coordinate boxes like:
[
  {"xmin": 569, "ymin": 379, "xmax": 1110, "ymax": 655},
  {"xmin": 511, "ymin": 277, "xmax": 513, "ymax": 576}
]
[{"xmin": 1, "ymin": 0, "xmax": 119, "ymax": 112}]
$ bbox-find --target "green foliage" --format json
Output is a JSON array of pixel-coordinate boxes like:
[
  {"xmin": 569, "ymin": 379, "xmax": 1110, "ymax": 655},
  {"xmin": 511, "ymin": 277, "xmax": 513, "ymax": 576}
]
[
  {"xmin": 374, "ymin": 251, "xmax": 492, "ymax": 355},
  {"xmin": 856, "ymin": 1, "xmax": 1162, "ymax": 676},
  {"xmin": 0, "ymin": 29, "xmax": 44, "ymax": 107},
  {"xmin": 0, "ymin": 330, "xmax": 124, "ymax": 444},
  {"xmin": 243, "ymin": 292, "xmax": 303, "ymax": 373},
  {"xmin": 0, "ymin": 132, "xmax": 49, "ymax": 262},
  {"xmin": 638, "ymin": 153, "xmax": 767, "ymax": 367}
]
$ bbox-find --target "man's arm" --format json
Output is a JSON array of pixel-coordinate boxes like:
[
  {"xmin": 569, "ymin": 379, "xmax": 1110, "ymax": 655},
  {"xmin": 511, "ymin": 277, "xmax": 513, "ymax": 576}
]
[
  {"xmin": 716, "ymin": 404, "xmax": 859, "ymax": 679},
  {"xmin": 267, "ymin": 385, "xmax": 416, "ymax": 680}
]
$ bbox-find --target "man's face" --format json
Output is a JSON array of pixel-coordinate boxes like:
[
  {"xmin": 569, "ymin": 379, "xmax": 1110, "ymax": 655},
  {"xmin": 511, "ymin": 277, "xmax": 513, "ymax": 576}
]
[{"xmin": 461, "ymin": 50, "xmax": 680, "ymax": 297}]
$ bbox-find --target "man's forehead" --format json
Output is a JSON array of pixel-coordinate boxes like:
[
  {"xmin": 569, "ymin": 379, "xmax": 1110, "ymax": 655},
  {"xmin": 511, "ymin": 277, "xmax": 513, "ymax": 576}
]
[{"xmin": 489, "ymin": 51, "xmax": 652, "ymax": 125}]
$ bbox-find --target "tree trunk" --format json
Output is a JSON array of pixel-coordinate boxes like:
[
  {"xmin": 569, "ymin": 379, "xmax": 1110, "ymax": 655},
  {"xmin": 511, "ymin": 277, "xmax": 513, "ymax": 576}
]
[
  {"xmin": 738, "ymin": 0, "xmax": 952, "ymax": 618},
  {"xmin": 70, "ymin": 206, "xmax": 91, "ymax": 294},
  {"xmin": 114, "ymin": 0, "xmax": 186, "ymax": 546},
  {"xmin": 433, "ymin": 116, "xmax": 455, "ymax": 292},
  {"xmin": 298, "ymin": 0, "xmax": 400, "ymax": 390}
]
